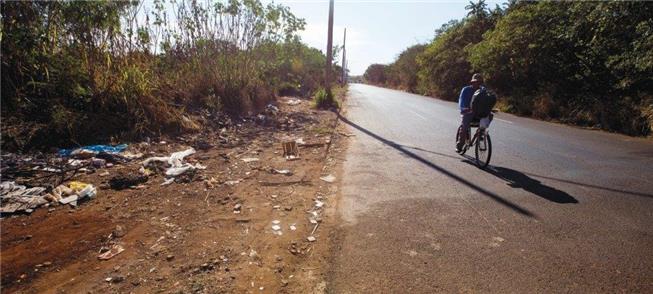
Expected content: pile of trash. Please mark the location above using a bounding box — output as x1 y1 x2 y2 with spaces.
142 148 206 185
1 180 96 214
0 144 141 215
58 144 144 168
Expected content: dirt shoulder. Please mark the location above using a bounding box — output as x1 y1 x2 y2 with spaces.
1 94 350 294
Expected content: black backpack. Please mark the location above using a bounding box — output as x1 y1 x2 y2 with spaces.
471 88 497 117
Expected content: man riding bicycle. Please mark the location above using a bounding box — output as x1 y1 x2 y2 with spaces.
456 73 493 153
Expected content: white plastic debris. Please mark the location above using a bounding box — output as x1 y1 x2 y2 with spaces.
320 174 336 183
307 236 316 242
272 169 292 175
242 158 260 163
142 148 200 180
272 225 281 231
286 99 301 106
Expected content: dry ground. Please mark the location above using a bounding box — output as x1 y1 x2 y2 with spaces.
1 96 349 294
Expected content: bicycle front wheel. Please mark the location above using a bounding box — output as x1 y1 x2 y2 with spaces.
475 131 492 168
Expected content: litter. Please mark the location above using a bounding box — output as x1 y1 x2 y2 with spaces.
285 99 301 106
282 141 299 159
272 225 281 231
307 236 316 242
161 178 174 186
142 148 202 180
50 182 96 206
59 195 79 205
225 180 240 186
166 165 194 177
320 174 336 183
271 169 293 176
98 244 125 260
315 200 324 208
59 144 128 157
121 152 144 160
272 220 281 225
91 158 106 168
0 181 48 213
266 104 280 115
241 158 259 163
290 225 297 231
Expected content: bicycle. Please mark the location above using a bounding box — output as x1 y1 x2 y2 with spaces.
456 114 493 168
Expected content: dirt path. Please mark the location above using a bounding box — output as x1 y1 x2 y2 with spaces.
1 96 349 294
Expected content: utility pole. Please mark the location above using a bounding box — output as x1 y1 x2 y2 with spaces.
325 0 334 88
341 28 347 84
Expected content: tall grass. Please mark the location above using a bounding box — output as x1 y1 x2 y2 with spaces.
1 0 329 151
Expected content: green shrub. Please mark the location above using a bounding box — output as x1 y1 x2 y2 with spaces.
313 88 339 109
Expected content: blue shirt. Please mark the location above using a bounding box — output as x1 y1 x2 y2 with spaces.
458 85 483 113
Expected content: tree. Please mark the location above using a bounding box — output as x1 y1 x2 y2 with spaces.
364 64 389 85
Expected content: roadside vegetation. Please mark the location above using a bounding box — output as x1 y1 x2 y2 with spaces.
1 0 337 151
364 0 653 136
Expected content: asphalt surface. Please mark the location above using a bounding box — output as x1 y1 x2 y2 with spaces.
328 84 653 293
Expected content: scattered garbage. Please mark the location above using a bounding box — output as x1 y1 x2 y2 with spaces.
161 178 174 186
1 180 97 213
307 236 316 242
91 158 106 168
0 181 47 214
285 98 301 106
266 104 280 115
98 244 125 260
241 157 260 163
233 203 242 214
225 180 240 186
56 182 96 206
271 169 293 176
142 148 204 183
282 141 299 160
319 174 336 183
59 144 128 157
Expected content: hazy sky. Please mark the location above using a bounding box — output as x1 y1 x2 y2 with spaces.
277 0 501 75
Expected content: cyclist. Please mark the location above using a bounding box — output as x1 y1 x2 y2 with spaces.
456 73 484 153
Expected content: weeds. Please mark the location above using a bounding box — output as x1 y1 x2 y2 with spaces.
1 0 333 151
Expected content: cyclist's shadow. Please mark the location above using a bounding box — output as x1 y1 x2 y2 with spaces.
463 160 578 204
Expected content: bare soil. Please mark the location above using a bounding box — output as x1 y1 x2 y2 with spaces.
1 96 348 294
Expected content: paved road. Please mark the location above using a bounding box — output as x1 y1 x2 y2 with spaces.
328 84 653 293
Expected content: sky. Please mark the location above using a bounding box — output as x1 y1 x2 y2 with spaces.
276 0 501 75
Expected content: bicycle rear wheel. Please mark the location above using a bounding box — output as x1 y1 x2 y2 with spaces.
474 130 492 168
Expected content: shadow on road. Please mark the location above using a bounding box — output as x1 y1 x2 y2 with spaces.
522 172 653 199
407 144 651 200
335 112 537 218
475 164 579 204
